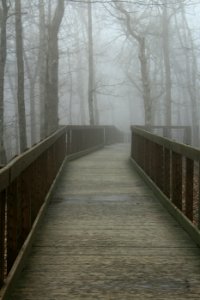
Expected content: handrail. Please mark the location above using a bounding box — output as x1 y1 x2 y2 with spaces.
134 125 192 145
131 125 200 231
0 124 123 289
66 125 123 156
0 127 67 288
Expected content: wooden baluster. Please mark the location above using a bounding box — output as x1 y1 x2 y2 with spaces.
144 139 150 175
185 158 194 222
7 180 19 273
164 148 171 198
0 191 6 287
198 161 200 229
172 152 182 211
155 144 164 191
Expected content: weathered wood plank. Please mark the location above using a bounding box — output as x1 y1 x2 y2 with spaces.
8 144 200 300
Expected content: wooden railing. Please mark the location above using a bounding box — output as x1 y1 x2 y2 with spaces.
66 125 123 157
0 127 67 288
136 125 192 145
131 126 200 232
0 125 122 289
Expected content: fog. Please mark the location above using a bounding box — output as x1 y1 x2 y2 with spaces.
1 0 200 163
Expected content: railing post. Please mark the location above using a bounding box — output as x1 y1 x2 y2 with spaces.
0 191 6 287
20 170 32 244
172 151 182 211
131 131 135 160
144 139 150 175
185 158 194 221
151 141 156 183
199 161 200 229
7 180 19 273
163 148 171 198
155 144 164 190
66 128 71 155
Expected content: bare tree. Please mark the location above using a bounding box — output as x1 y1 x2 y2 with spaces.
174 3 199 145
44 0 65 136
24 51 37 145
15 0 27 153
0 0 9 165
88 0 95 125
112 3 153 126
162 5 172 127
39 0 46 139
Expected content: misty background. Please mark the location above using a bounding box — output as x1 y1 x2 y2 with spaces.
0 0 200 164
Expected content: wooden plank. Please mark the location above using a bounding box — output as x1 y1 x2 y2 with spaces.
155 144 163 190
163 148 170 198
9 127 66 182
6 145 200 300
185 158 194 221
6 180 19 274
0 167 9 193
172 151 182 211
0 191 6 287
131 126 200 161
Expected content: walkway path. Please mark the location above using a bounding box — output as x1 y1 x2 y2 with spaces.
10 144 200 299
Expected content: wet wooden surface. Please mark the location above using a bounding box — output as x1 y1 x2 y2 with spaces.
9 144 200 299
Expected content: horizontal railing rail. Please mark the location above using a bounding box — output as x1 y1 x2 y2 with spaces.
135 125 192 145
0 127 67 289
0 124 123 290
66 125 123 156
131 125 200 232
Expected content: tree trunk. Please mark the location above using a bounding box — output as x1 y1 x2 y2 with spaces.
174 5 199 146
181 7 199 146
24 52 37 145
114 3 153 127
77 51 86 125
7 71 19 154
15 0 27 153
138 37 152 126
39 0 46 140
0 0 8 165
88 0 95 125
44 0 65 135
162 6 172 127
67 48 73 124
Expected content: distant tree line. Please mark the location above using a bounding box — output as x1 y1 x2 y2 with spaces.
0 0 200 165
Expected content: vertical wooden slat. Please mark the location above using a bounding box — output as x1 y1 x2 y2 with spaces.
0 191 6 287
7 180 19 273
133 133 138 163
155 144 164 190
136 134 139 164
185 158 194 222
21 169 31 243
164 148 171 198
138 135 142 168
151 142 156 183
198 161 200 229
172 151 182 211
148 140 153 180
144 139 150 175
0 129 67 283
140 136 145 170
66 128 71 155
131 132 134 159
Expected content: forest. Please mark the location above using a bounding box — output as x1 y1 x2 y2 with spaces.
0 0 200 165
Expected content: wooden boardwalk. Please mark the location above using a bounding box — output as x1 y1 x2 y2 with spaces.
9 144 200 299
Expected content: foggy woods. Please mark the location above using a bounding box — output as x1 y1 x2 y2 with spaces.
0 0 200 164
